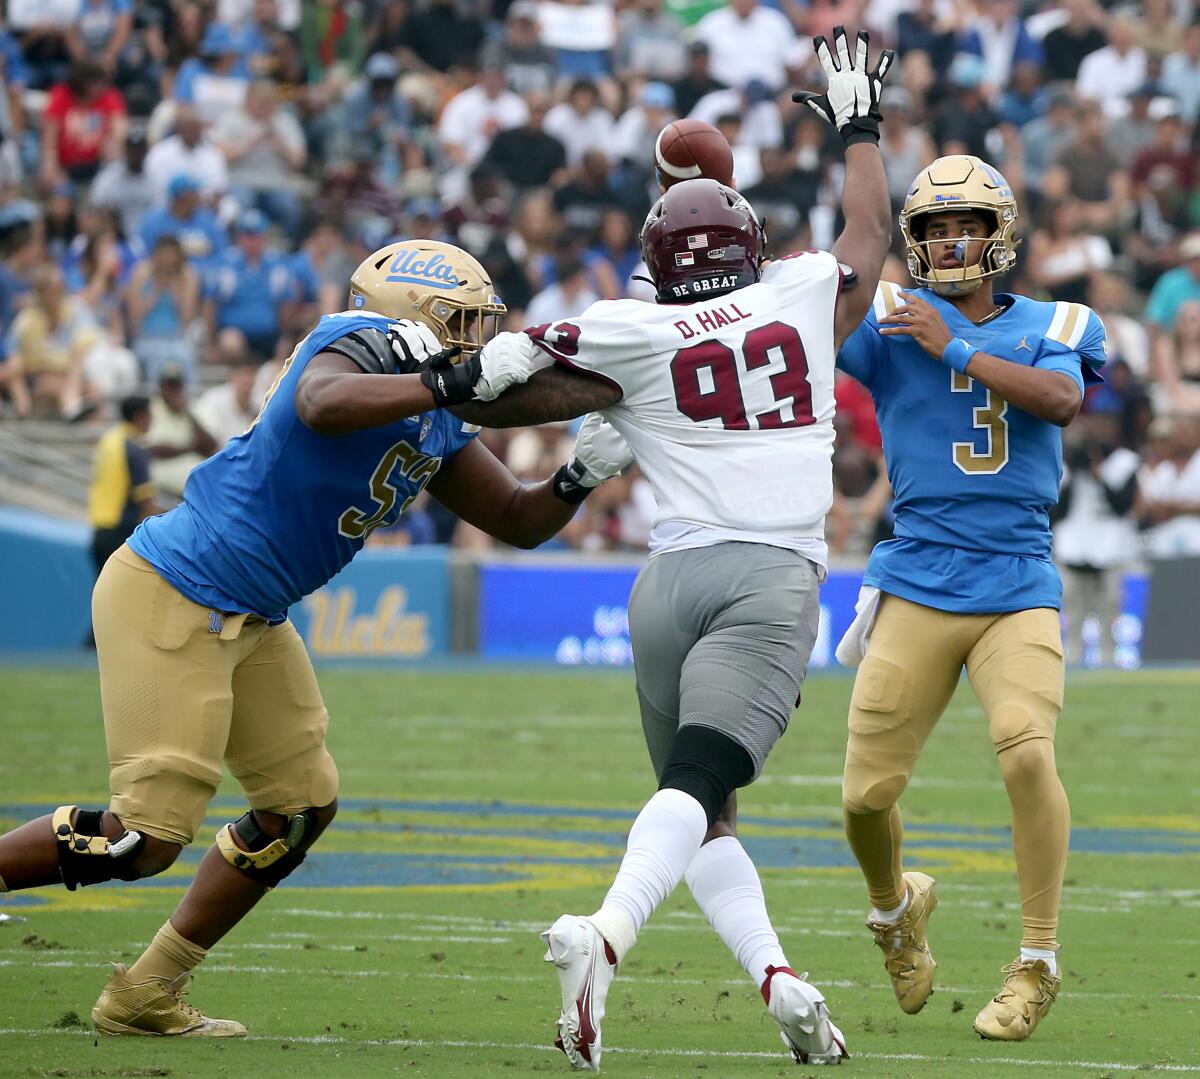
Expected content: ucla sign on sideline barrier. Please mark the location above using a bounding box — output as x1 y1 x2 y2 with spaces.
0 509 1151 667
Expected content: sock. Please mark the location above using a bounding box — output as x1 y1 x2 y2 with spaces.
844 803 906 914
869 887 910 926
126 920 208 985
998 739 1070 953
591 788 708 962
1020 946 1058 976
684 835 788 990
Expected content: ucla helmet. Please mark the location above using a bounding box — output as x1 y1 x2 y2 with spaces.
899 155 1019 297
348 240 506 354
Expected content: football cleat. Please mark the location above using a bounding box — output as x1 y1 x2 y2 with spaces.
541 914 618 1072
866 871 938 1014
763 966 849 1065
973 958 1060 1041
91 965 247 1037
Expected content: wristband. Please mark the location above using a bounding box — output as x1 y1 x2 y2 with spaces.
552 460 593 505
942 337 978 374
841 118 881 147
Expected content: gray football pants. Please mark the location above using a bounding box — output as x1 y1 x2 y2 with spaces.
629 542 822 782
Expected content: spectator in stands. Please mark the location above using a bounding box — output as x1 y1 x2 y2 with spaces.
691 78 782 152
125 234 200 384
193 354 259 447
1089 272 1150 380
90 128 156 237
1047 99 1132 236
1137 0 1183 63
894 0 959 83
743 144 821 240
671 41 724 119
231 0 287 77
173 22 249 125
203 209 294 361
403 0 484 75
958 0 1044 96
145 365 217 497
1022 85 1077 195
553 150 629 243
437 60 530 173
71 228 128 343
1028 197 1113 305
1145 231 1200 333
1 264 99 420
1162 22 1200 125
88 392 156 582
138 174 228 265
333 52 416 187
525 252 601 326
482 90 568 192
144 104 230 203
1138 415 1200 559
611 82 677 174
40 59 127 188
290 220 355 329
878 87 935 212
211 79 306 240
616 0 686 83
1053 416 1140 665
1075 11 1147 117
587 209 641 297
692 0 802 94
67 0 133 81
932 53 996 160
6 0 76 89
996 61 1049 130
300 0 364 82
543 78 613 169
536 0 617 82
1041 0 1106 84
481 1 557 96
1151 300 1200 414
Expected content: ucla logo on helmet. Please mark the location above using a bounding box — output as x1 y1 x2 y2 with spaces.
385 249 462 290
352 293 366 308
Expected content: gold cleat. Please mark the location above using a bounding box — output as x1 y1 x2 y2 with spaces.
92 964 247 1037
866 871 938 1015
973 958 1060 1041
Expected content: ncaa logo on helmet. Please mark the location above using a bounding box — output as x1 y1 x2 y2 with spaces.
385 249 462 290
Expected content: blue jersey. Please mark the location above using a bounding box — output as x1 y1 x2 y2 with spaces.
837 283 1108 613
203 248 295 345
130 313 478 619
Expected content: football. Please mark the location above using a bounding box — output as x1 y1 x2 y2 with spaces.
653 119 735 190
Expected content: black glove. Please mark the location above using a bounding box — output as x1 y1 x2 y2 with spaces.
792 27 894 148
420 346 481 407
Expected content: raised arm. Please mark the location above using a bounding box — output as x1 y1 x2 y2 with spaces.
792 27 895 348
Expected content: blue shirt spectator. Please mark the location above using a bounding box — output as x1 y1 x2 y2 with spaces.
203 210 294 357
138 176 227 266
1144 238 1200 331
174 23 250 123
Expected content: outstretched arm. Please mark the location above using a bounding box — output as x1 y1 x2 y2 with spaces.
793 28 895 348
452 365 622 429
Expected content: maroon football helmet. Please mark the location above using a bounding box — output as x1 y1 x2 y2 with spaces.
640 179 765 304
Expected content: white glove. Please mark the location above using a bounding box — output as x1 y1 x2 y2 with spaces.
568 413 634 487
792 27 893 147
388 319 445 372
474 331 541 402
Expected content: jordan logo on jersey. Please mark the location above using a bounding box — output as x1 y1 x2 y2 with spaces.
1015 336 1032 352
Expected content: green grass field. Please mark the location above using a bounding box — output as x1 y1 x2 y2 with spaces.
1 665 1198 1079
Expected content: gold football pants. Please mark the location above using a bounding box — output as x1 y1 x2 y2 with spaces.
93 545 339 846
842 595 1069 950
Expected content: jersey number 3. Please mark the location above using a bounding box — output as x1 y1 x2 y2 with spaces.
670 321 815 430
950 370 1009 474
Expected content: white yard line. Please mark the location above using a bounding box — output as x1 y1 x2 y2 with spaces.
0 1027 1196 1072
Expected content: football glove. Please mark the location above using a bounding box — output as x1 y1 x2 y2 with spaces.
553 413 634 504
388 319 445 374
792 27 894 148
473 331 542 402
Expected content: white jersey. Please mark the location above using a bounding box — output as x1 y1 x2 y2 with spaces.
528 251 842 562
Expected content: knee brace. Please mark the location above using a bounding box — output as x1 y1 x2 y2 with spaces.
658 725 754 827
53 806 145 891
215 809 321 889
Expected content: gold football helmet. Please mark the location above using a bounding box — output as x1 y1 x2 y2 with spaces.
348 240 506 354
899 155 1019 296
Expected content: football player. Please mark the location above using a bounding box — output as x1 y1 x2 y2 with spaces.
0 240 630 1037
833 155 1108 1041
453 29 895 1070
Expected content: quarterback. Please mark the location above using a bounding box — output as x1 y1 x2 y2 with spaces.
457 29 895 1069
834 155 1107 1041
0 240 629 1037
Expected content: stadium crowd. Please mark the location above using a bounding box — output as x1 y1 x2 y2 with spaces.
1 0 1199 571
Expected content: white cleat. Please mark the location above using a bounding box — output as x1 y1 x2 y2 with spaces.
764 966 849 1066
541 914 618 1072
